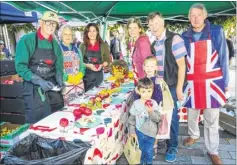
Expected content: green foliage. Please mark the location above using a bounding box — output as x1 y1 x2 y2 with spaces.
211 16 236 37
71 26 85 32
7 23 36 33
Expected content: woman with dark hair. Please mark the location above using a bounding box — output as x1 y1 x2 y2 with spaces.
80 23 110 91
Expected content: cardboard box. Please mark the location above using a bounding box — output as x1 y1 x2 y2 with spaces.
0 122 29 147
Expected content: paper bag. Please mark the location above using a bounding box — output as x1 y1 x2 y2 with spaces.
124 136 141 164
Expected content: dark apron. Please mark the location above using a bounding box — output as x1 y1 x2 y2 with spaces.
22 35 64 123
83 46 103 92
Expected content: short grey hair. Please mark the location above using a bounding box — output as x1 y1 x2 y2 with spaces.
58 24 74 40
188 3 208 18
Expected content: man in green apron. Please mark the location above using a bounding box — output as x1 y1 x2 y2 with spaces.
15 11 64 123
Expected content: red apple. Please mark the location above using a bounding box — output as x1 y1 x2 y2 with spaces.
83 107 92 116
145 100 153 107
95 64 100 69
73 109 82 118
79 106 86 112
103 103 110 109
104 93 110 98
59 118 69 127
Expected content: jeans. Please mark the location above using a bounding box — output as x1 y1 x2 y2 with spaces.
166 86 179 149
136 129 155 165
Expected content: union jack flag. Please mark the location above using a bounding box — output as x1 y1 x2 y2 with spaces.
184 40 226 109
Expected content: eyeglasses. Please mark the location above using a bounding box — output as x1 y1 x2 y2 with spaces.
44 21 57 27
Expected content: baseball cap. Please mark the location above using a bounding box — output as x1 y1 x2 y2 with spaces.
0 40 4 44
41 11 59 24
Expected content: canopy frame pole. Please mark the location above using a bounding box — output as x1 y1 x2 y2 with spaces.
208 8 236 16
105 2 118 21
230 1 236 8
34 1 58 13
100 17 108 41
59 2 90 21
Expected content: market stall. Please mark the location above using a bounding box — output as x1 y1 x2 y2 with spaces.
24 76 135 164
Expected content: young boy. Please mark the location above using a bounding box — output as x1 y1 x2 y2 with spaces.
133 56 163 158
128 77 161 164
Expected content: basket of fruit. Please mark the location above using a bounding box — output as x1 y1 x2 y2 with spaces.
0 122 30 147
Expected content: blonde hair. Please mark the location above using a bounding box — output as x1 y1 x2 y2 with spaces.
144 56 158 66
127 17 145 35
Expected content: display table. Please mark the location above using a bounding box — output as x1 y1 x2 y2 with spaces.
28 81 135 164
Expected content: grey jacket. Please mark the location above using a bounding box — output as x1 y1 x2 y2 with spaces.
128 99 161 138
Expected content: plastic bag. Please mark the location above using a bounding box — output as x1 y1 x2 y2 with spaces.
124 136 141 164
157 111 172 139
156 78 174 139
1 133 91 165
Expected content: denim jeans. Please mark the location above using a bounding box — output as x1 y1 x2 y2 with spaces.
136 129 155 165
166 86 179 149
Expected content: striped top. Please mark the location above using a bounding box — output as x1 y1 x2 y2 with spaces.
154 29 187 77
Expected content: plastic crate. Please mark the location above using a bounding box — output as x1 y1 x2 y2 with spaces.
0 122 29 147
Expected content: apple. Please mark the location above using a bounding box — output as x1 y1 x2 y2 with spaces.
96 101 102 108
145 100 153 107
59 118 69 127
103 103 110 109
83 107 92 116
79 106 86 112
95 64 100 69
88 100 95 106
8 80 14 84
95 97 102 102
80 103 87 107
104 93 110 98
73 109 82 118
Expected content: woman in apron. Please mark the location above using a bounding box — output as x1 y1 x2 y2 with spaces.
80 23 110 92
59 25 86 104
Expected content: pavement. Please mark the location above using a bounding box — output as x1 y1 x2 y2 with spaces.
116 122 236 165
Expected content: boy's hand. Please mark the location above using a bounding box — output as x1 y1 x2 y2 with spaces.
146 106 153 113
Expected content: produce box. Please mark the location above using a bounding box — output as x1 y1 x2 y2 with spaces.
0 146 10 160
0 122 30 147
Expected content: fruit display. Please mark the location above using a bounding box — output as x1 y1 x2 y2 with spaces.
0 127 19 137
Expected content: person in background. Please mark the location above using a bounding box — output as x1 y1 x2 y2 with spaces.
0 40 11 60
226 37 235 65
110 29 122 60
80 23 110 91
182 3 229 165
127 17 152 83
58 25 86 104
15 11 64 123
128 77 161 164
147 11 187 162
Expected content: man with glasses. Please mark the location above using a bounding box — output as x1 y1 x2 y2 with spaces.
15 11 64 123
147 11 187 162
